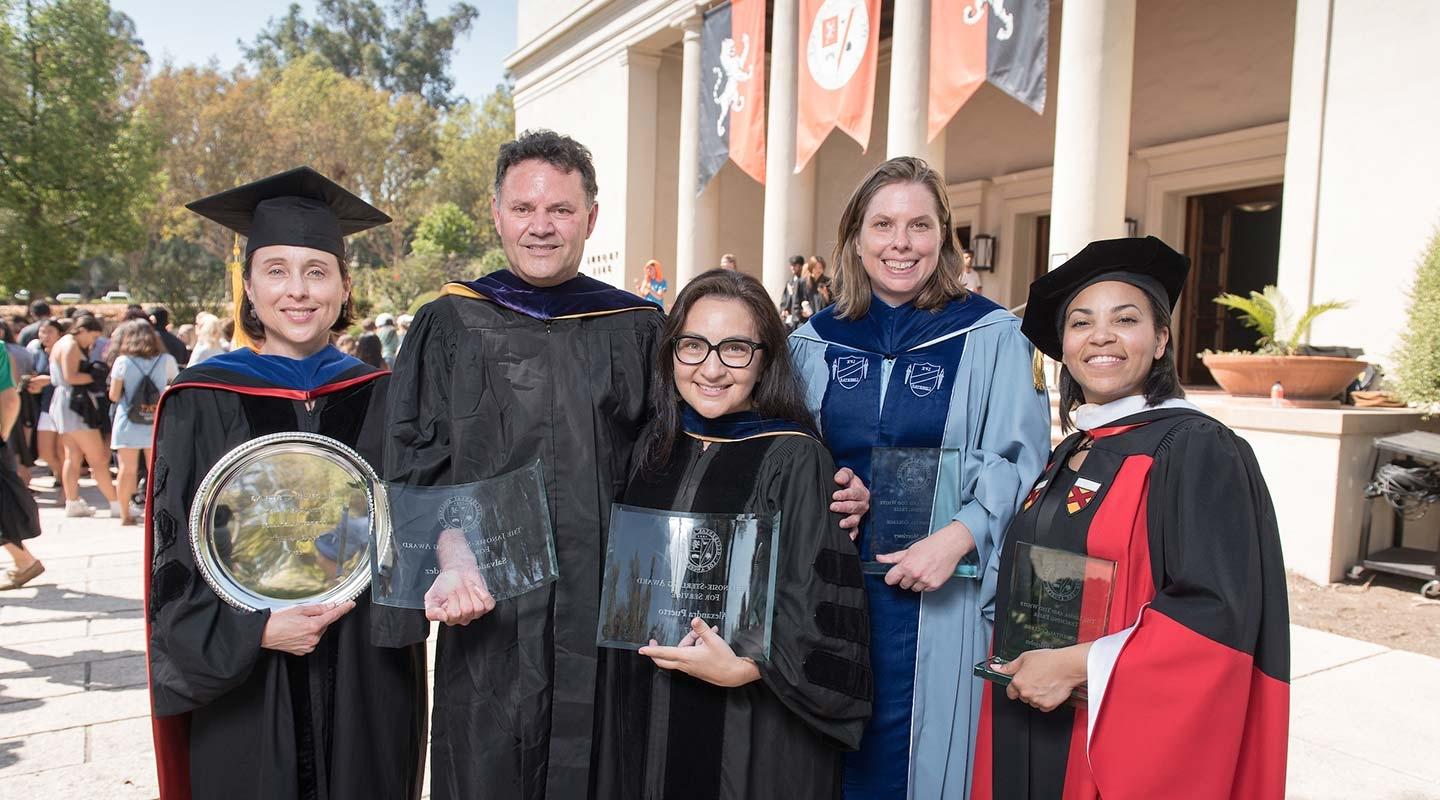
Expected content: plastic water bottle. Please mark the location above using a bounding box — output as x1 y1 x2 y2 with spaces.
1270 381 1285 407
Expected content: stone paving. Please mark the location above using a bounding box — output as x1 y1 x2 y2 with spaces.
1 480 1436 798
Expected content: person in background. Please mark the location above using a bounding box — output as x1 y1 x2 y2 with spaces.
788 156 1050 797
960 249 983 295
375 313 400 366
395 314 413 354
19 300 52 347
26 320 62 484
148 306 190 367
334 333 358 356
107 320 178 526
188 314 229 366
125 304 150 322
220 318 236 350
805 255 833 314
50 314 120 518
635 258 669 310
0 346 45 590
3 323 37 484
175 323 197 350
779 254 807 331
355 332 386 368
719 253 739 271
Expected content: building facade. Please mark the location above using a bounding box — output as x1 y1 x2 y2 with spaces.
506 0 1440 582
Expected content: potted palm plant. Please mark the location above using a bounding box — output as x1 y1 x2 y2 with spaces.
1201 286 1366 400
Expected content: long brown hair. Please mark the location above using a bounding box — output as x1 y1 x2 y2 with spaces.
113 319 164 359
830 156 967 319
641 269 817 473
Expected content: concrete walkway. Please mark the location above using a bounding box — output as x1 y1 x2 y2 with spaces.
1 483 1436 798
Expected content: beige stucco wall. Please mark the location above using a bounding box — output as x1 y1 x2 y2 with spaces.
516 0 593 48
1279 0 1440 370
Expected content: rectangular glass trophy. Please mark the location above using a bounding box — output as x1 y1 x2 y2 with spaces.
596 504 779 661
866 447 979 578
371 459 559 608
973 542 1117 704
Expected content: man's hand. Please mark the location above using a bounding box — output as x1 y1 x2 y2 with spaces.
424 569 495 626
992 644 1091 712
639 617 761 688
260 602 354 655
874 520 975 591
830 467 870 538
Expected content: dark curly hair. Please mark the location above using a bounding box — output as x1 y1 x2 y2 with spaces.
494 129 599 207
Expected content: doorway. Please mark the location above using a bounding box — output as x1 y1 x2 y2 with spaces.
1177 183 1283 385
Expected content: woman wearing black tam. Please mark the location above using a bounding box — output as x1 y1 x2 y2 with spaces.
144 168 426 800
971 236 1290 799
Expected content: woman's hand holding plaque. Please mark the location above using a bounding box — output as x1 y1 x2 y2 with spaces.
261 601 356 655
874 520 976 592
640 617 762 688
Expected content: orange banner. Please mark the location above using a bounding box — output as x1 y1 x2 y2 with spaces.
928 0 989 142
729 0 767 183
795 0 881 173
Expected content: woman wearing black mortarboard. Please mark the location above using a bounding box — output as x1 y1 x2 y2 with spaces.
144 168 427 800
971 237 1290 799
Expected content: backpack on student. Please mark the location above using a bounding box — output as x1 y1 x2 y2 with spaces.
126 358 162 425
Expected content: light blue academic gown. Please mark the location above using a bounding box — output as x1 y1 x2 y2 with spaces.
789 294 1050 799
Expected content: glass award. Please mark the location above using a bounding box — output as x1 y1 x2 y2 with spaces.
865 447 979 578
188 432 381 612
597 504 779 661
372 459 559 608
973 541 1118 704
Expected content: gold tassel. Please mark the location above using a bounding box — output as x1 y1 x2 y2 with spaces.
229 234 256 351
1032 348 1046 391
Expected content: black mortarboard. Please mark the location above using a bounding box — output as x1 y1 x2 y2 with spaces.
1021 236 1189 360
185 166 390 260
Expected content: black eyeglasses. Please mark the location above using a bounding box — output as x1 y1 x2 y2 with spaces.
671 335 766 368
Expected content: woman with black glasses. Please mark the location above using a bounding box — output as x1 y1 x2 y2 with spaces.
591 269 872 800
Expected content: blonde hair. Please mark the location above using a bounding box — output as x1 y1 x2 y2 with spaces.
196 315 225 349
830 156 967 319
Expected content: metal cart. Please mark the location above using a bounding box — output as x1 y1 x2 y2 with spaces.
1349 431 1440 598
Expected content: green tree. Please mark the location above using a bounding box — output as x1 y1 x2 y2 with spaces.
411 201 478 258
1394 225 1440 410
0 0 157 294
126 237 230 323
243 0 478 108
432 82 514 252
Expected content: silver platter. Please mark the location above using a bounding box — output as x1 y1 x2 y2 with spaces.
188 432 388 612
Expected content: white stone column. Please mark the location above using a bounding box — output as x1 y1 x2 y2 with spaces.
761 0 816 301
1047 0 1136 265
886 0 945 168
674 16 705 289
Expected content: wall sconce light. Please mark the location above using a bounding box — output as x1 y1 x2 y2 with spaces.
1124 218 1139 238
972 234 996 271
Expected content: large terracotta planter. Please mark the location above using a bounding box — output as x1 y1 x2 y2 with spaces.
1200 353 1368 399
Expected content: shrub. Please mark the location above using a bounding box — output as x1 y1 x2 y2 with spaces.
1393 224 1440 410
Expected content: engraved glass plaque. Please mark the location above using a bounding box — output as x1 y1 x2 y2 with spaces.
372 459 558 608
188 432 381 612
865 447 978 578
597 504 779 661
973 541 1117 704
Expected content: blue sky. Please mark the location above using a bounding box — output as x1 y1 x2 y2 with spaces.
114 0 517 103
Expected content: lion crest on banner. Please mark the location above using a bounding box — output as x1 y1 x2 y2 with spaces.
711 34 753 137
963 0 1015 41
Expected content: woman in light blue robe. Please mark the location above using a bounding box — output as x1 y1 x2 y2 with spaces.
788 157 1051 799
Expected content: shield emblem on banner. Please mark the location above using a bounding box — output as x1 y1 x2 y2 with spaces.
1066 477 1101 515
832 355 869 389
905 362 944 397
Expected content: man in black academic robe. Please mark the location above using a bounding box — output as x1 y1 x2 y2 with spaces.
384 131 665 800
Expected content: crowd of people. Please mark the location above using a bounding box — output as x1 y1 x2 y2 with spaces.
0 130 1291 799
0 297 417 591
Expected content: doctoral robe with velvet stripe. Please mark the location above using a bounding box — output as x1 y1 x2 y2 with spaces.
973 407 1290 799
592 423 871 799
789 296 1051 799
144 353 427 800
383 277 664 800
